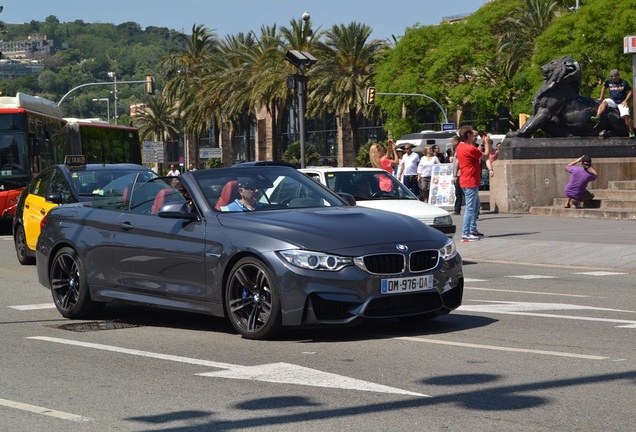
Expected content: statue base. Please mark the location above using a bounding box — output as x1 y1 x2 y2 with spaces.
491 137 636 213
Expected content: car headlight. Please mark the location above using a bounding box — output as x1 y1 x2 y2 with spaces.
439 238 457 261
433 215 452 225
279 250 352 271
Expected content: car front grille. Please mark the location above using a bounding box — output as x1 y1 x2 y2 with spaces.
357 250 439 275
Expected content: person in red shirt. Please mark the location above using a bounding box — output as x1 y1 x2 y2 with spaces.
455 125 491 241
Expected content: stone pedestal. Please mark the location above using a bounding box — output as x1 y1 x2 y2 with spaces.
490 137 636 213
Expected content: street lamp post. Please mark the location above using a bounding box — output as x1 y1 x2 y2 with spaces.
285 12 317 168
92 98 110 123
107 72 118 125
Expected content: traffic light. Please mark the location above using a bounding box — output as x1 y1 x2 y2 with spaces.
365 87 376 105
145 75 155 95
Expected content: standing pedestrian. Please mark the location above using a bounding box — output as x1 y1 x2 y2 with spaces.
398 143 421 197
450 135 463 215
417 145 439 202
167 164 180 177
456 126 491 241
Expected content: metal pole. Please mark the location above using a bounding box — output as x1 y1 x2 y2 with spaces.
376 92 449 125
298 74 306 168
113 75 118 125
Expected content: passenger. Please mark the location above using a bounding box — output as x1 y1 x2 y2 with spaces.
223 180 263 212
564 156 597 208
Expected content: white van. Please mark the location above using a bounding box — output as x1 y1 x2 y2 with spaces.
395 130 458 154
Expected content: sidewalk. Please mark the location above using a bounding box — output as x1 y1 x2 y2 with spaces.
454 212 636 271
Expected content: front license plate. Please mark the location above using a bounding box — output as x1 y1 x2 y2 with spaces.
380 275 433 295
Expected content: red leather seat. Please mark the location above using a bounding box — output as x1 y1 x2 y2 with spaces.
215 180 238 211
151 188 173 214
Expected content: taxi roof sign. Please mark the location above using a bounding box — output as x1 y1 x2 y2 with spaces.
64 155 86 166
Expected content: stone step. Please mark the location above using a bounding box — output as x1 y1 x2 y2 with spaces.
529 205 636 220
590 189 636 199
552 197 636 209
608 180 636 190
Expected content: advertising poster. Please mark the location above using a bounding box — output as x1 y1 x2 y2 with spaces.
428 163 455 208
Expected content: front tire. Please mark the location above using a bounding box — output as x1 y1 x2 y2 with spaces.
225 257 281 339
14 224 35 265
50 247 103 319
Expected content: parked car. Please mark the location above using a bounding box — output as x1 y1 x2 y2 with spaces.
299 167 456 237
13 158 156 265
36 165 463 340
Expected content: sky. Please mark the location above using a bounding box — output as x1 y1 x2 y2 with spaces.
3 0 492 41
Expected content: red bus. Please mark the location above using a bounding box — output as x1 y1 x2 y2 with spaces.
0 92 142 219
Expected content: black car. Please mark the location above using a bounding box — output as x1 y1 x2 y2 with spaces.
13 160 156 265
36 166 463 339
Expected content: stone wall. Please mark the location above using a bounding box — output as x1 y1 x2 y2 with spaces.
490 157 636 213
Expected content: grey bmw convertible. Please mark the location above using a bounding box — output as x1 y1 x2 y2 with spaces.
36 165 463 339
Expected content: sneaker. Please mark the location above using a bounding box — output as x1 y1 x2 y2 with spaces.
630 131 635 139
461 234 481 242
590 115 601 123
471 230 485 237
453 211 461 215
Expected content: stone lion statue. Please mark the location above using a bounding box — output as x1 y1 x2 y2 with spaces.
508 56 628 138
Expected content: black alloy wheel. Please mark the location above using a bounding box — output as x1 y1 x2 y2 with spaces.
14 224 35 265
50 247 103 319
225 257 281 339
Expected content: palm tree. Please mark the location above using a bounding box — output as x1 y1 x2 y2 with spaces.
309 22 387 165
497 0 561 78
133 95 179 174
160 24 219 168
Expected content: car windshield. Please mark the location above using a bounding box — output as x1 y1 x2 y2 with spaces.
71 168 157 197
194 166 347 212
324 170 417 201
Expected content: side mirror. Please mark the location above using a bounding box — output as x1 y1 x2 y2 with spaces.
157 202 198 221
337 192 356 206
46 192 63 204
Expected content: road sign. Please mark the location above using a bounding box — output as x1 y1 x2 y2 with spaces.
142 141 164 164
442 123 456 131
200 147 222 159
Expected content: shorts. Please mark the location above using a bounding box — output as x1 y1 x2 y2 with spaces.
604 98 630 118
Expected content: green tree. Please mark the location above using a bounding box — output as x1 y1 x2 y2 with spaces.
133 95 179 174
309 22 387 162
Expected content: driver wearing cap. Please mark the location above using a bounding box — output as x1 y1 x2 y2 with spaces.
222 180 263 212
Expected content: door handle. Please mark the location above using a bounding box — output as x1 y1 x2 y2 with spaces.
119 221 134 231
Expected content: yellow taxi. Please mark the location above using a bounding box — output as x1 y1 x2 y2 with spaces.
13 156 156 264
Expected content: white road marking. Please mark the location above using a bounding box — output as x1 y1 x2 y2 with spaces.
9 303 56 310
397 337 609 360
505 275 558 279
460 301 636 328
0 398 93 423
464 278 488 282
574 271 627 276
27 336 427 397
466 287 590 297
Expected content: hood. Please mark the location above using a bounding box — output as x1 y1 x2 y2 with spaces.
217 206 446 253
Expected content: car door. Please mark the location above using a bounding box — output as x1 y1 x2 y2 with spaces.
110 180 208 302
23 168 54 250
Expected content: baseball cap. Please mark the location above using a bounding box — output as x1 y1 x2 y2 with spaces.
582 156 592 166
610 69 619 77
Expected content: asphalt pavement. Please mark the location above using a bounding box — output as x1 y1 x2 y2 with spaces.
455 211 636 271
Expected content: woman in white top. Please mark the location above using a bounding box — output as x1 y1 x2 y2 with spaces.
417 145 439 202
